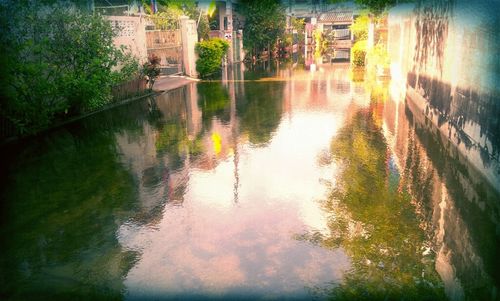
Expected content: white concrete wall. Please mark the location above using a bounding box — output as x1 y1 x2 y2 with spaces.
387 1 500 190
108 15 148 64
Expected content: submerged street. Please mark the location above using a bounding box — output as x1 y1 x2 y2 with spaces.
1 63 499 300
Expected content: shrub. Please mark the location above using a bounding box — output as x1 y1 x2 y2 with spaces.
313 29 327 59
142 55 161 90
284 33 293 47
368 43 390 68
291 17 305 44
351 14 370 41
0 2 139 135
195 38 229 79
351 40 368 67
145 6 182 30
237 0 286 55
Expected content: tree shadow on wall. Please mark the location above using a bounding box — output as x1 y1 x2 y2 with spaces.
412 0 455 75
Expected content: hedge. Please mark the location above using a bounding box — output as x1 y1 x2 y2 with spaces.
195 38 230 79
351 40 368 67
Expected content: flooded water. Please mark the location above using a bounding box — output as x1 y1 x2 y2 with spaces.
1 63 499 300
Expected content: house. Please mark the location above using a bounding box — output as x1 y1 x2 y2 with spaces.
318 10 354 62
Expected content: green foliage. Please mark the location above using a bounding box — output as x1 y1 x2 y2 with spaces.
179 2 211 40
142 0 208 39
368 42 391 68
0 1 139 135
142 0 210 41
207 0 217 18
197 13 210 41
157 0 196 8
313 29 328 58
154 92 205 169
283 33 294 47
141 0 191 30
351 40 368 67
146 7 183 30
350 14 370 68
290 17 305 44
327 0 408 15
155 122 188 156
113 52 141 83
354 0 398 15
237 82 284 146
195 38 229 79
351 14 370 41
197 82 230 128
237 0 286 54
291 17 305 32
0 96 166 298
300 104 446 300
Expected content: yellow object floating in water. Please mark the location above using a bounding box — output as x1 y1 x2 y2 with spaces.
212 133 222 155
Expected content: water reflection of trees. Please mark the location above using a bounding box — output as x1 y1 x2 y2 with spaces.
0 105 149 299
1 77 286 299
237 82 285 146
197 82 231 128
301 106 446 300
154 115 202 171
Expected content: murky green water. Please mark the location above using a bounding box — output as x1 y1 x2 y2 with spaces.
1 63 499 300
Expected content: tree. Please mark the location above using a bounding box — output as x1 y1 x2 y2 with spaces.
351 13 370 41
351 40 368 67
195 38 229 78
0 1 138 135
141 0 208 39
237 0 286 56
237 82 285 146
291 16 305 44
141 0 185 30
197 82 230 129
327 0 406 15
298 105 446 300
354 0 398 14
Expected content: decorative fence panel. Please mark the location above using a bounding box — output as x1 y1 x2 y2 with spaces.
146 30 183 75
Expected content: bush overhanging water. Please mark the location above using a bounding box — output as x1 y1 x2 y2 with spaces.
0 2 139 136
195 38 229 79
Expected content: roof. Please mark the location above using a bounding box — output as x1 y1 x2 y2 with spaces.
319 11 353 23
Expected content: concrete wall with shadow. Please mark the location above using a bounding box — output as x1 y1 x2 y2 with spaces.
388 0 500 190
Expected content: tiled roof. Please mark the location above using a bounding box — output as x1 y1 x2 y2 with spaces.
319 11 353 23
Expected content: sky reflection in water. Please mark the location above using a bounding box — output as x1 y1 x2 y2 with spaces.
118 65 358 300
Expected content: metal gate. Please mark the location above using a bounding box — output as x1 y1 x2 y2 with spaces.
146 30 183 75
